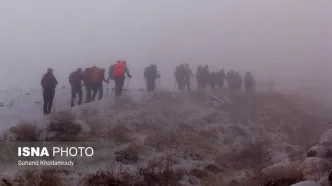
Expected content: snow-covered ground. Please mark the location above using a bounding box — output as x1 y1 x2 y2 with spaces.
1 86 332 185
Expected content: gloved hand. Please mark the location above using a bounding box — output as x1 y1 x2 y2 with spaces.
128 74 132 79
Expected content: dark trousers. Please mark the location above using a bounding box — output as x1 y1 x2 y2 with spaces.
177 80 184 90
43 88 55 115
114 77 125 96
197 79 206 91
85 85 92 103
209 83 215 90
185 78 191 91
91 83 103 101
147 78 156 92
71 85 82 107
217 81 224 89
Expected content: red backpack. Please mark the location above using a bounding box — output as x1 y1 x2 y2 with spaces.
113 62 126 77
91 67 101 82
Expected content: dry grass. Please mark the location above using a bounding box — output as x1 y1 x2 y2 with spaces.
106 125 134 144
138 154 184 186
82 170 135 186
115 142 148 165
83 152 184 186
228 161 304 186
144 131 180 151
9 122 42 142
46 119 83 142
216 138 271 171
14 170 63 186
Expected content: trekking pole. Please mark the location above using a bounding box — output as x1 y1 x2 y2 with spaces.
158 73 161 90
124 78 131 95
106 79 109 97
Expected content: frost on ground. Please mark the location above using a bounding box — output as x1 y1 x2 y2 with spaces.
1 89 332 186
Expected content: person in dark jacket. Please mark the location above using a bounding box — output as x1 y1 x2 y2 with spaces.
109 61 132 96
196 65 209 91
69 68 83 107
226 70 236 91
208 72 218 90
41 68 58 115
144 64 160 92
216 69 226 89
244 72 256 94
175 64 185 91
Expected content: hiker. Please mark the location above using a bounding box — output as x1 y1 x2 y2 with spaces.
226 70 236 91
69 68 83 107
144 64 160 92
109 61 132 96
196 65 204 90
174 64 185 91
41 68 58 115
90 66 104 101
244 72 256 94
82 67 93 103
235 72 243 92
184 63 193 91
94 68 108 100
196 65 209 91
216 69 226 89
208 72 218 90
174 64 193 91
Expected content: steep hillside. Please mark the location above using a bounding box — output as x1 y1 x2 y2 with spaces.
0 89 331 186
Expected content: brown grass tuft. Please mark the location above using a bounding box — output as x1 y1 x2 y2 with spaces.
14 170 62 186
82 170 134 186
46 111 83 142
115 143 146 165
10 122 41 142
106 125 133 144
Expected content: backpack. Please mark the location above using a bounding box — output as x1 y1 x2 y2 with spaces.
113 62 126 77
91 67 101 82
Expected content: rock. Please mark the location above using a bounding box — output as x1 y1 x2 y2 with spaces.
307 150 317 157
307 145 329 158
290 181 320 186
320 128 332 142
319 175 330 186
188 175 200 185
301 157 331 180
262 161 300 177
270 151 291 164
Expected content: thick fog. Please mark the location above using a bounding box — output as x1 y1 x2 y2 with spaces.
0 0 331 92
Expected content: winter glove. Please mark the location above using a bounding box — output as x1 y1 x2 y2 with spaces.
128 74 132 79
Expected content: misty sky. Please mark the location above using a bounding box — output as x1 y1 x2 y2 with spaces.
0 0 331 90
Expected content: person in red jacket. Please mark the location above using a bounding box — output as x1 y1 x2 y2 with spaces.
109 61 132 96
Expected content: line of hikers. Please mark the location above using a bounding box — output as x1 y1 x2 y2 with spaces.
41 61 132 115
174 64 256 93
40 62 255 115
